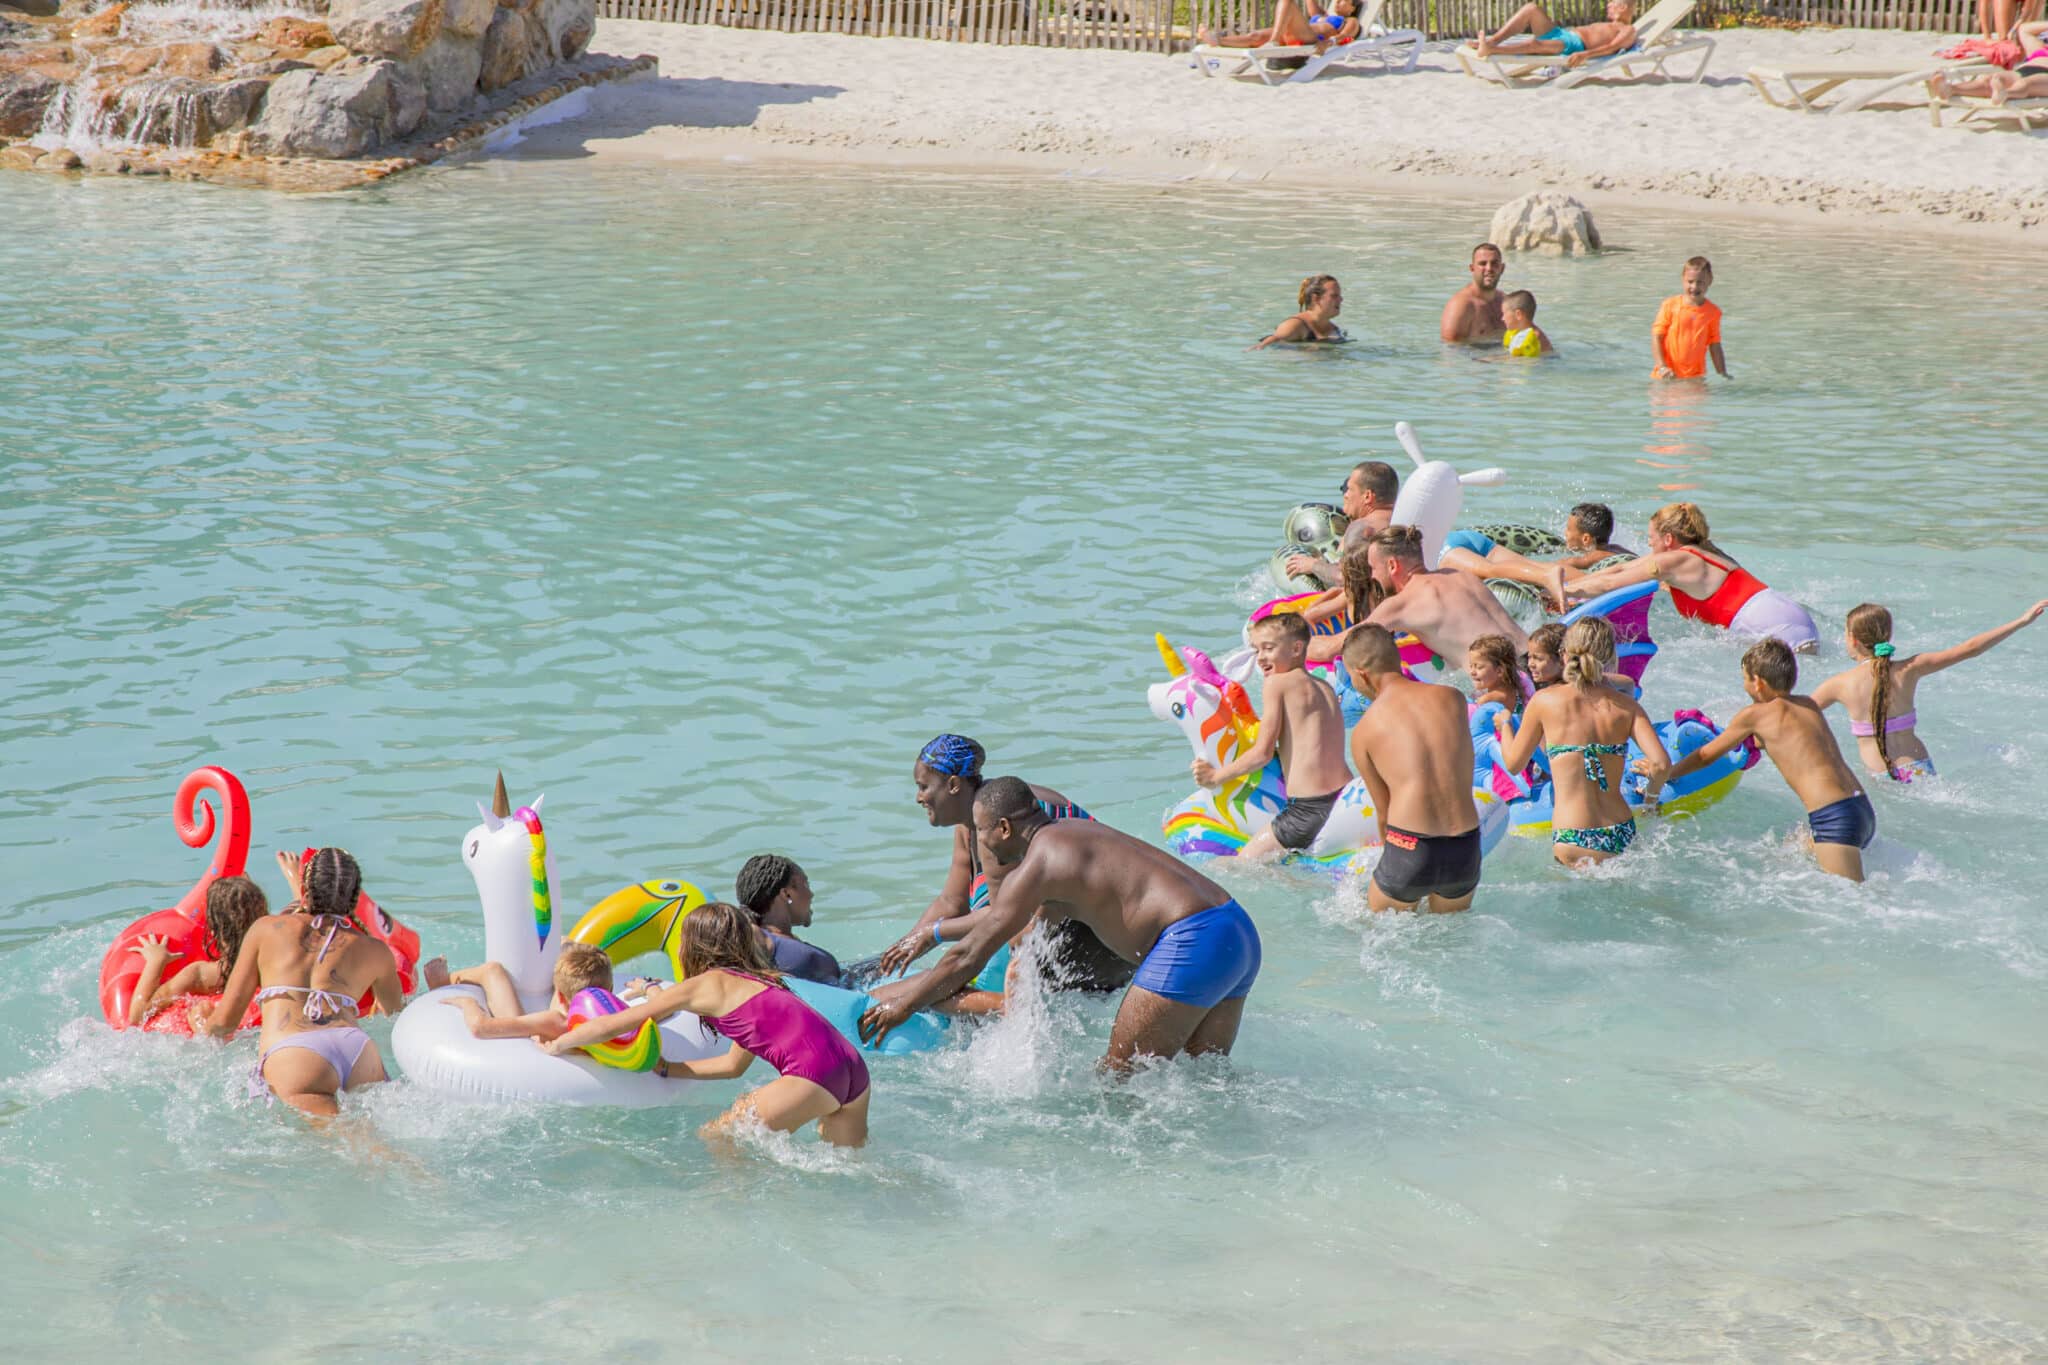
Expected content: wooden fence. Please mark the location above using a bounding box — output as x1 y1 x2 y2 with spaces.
594 0 1980 50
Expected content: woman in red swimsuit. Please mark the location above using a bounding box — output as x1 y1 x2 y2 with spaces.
1552 502 1818 651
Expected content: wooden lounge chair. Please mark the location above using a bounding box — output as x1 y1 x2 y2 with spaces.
1745 58 1990 114
1189 0 1423 86
1925 70 2048 129
1453 0 1714 89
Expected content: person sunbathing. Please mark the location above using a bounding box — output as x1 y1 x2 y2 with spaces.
1934 22 2048 102
1201 0 1362 51
1476 0 1637 66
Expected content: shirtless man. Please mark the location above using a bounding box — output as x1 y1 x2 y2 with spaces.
1312 524 1527 666
1192 613 1352 862
859 778 1261 1072
1342 626 1484 912
1283 459 1400 584
1475 0 1638 66
1439 242 1507 346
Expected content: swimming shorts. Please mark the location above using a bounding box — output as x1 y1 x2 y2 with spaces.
1888 757 1936 784
1807 792 1876 848
1271 790 1340 851
1538 24 1586 55
1443 528 1498 558
1554 818 1637 855
1372 826 1482 904
1130 901 1262 1008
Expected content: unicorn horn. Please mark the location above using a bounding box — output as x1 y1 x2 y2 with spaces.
491 771 511 819
1155 633 1187 679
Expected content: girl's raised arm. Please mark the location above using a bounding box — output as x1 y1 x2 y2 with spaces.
1906 600 2048 680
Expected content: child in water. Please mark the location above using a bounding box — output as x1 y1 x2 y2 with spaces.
1652 257 1727 379
127 875 271 1028
1500 291 1553 356
1525 623 1567 689
1466 634 1529 713
1809 599 2047 783
545 902 871 1148
430 941 616 1043
1649 639 1874 881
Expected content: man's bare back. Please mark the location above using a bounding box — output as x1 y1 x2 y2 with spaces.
1369 566 1529 665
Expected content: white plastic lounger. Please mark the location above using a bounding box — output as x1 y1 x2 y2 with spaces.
1745 59 1989 114
1925 72 2048 129
1453 0 1713 89
1189 0 1423 85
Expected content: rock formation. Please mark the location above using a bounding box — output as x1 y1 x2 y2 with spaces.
1489 192 1603 256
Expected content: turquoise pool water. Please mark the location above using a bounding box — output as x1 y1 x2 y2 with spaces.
2 160 2044 1360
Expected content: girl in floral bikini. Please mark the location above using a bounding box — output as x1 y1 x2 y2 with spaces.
1809 599 2048 783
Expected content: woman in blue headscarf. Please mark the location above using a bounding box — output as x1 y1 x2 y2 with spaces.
870 735 1132 998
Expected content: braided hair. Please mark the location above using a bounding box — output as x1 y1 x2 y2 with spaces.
296 847 363 945
1846 603 1897 772
917 734 986 781
734 854 801 919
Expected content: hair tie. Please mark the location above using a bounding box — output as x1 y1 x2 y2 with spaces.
1872 643 1894 658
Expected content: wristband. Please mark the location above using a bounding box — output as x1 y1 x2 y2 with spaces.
932 921 945 947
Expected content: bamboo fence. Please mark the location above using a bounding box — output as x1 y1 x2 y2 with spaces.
594 0 1982 50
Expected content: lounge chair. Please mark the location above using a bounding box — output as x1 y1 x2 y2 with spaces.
1745 58 1990 114
1189 0 1424 86
1925 71 2048 129
1453 0 1714 90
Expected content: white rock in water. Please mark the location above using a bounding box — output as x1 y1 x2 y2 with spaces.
1490 192 1602 255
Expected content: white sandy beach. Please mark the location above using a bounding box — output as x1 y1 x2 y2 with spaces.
521 20 2048 234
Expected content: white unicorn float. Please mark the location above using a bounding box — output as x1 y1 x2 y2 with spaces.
1147 635 1510 872
392 776 950 1107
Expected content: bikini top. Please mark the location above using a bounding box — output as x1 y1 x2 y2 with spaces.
1849 708 1917 738
252 915 360 1022
1269 316 1347 344
1545 741 1627 790
1665 546 1768 628
1309 12 1345 36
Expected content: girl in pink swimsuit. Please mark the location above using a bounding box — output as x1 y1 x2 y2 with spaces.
546 902 871 1148
1809 598 2048 783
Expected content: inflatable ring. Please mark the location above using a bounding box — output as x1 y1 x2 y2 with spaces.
1472 700 1752 838
563 986 662 1071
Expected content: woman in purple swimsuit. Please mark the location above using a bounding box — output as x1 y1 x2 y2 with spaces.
203 848 404 1117
546 902 872 1148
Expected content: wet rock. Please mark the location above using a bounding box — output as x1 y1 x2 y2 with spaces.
111 41 228 79
328 0 445 61
475 6 525 90
70 2 125 38
0 41 79 80
245 57 424 157
404 30 480 110
442 0 495 38
35 144 81 169
239 56 311 77
1490 191 1602 256
0 67 59 135
304 44 351 70
256 16 334 51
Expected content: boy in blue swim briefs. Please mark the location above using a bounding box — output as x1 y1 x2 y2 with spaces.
859 778 1260 1074
1645 639 1876 883
1475 0 1637 66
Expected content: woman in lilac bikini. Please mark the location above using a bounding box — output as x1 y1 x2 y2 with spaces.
546 901 871 1148
203 847 404 1116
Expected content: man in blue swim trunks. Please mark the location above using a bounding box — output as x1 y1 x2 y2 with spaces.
860 777 1260 1073
1475 0 1637 66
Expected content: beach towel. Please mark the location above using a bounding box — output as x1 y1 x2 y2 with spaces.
1934 37 2023 69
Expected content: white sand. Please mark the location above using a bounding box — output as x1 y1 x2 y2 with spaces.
532 20 2048 234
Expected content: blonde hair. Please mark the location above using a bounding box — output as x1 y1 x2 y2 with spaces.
1560 618 1616 688
1649 502 1711 546
552 942 614 999
1298 274 1339 310
1846 602 1897 770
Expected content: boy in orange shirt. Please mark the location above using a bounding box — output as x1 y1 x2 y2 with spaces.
1652 256 1727 380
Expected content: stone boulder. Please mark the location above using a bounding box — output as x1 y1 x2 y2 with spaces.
403 29 480 110
111 41 228 78
245 56 425 157
1489 192 1602 256
528 0 590 62
475 6 526 91
327 0 444 61
0 67 59 136
256 17 336 52
441 0 496 39
110 73 267 145
71 3 127 38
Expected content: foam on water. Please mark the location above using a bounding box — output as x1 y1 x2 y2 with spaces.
1 161 2045 1357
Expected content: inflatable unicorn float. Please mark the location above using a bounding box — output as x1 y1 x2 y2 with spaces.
392 776 947 1107
98 765 419 1034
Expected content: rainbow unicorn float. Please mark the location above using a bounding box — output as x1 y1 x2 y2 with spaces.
1148 634 1509 874
393 776 948 1107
